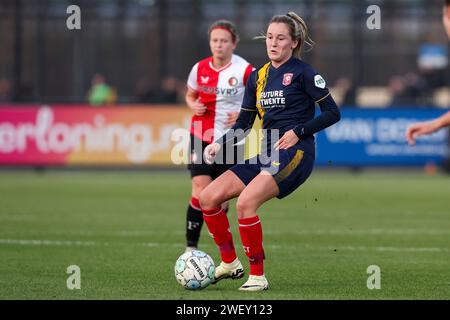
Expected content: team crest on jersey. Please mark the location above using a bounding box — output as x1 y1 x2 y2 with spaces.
228 76 238 87
200 76 209 84
282 73 293 86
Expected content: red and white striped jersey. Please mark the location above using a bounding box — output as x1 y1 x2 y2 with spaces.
187 54 253 143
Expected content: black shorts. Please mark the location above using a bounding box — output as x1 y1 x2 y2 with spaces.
188 134 245 179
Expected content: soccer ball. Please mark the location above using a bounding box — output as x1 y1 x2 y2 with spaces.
174 250 215 290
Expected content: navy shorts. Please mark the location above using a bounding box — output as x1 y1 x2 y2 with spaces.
229 146 314 199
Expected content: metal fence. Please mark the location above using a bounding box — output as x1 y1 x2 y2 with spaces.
0 0 448 104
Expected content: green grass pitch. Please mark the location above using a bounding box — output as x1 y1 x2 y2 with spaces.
0 170 449 299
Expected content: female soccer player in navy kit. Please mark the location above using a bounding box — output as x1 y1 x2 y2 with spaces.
184 20 253 252
199 12 341 291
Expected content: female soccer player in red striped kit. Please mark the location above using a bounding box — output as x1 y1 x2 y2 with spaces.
199 12 341 291
184 20 253 252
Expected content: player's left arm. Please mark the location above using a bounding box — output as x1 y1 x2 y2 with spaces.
275 68 340 150
435 110 450 128
443 2 450 39
406 111 450 145
293 94 341 138
275 94 340 150
293 69 341 139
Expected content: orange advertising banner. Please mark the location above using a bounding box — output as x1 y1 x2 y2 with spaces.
0 105 193 166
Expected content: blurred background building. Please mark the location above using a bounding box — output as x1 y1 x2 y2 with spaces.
0 0 448 107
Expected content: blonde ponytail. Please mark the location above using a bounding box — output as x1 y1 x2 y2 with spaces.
285 12 314 58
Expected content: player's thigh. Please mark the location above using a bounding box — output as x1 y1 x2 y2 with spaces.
200 170 246 209
191 175 213 198
236 171 280 217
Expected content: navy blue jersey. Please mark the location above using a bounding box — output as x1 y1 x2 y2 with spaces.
242 57 331 154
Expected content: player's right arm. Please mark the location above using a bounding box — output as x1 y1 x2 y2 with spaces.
185 87 206 116
186 62 207 116
204 71 258 163
204 108 257 164
406 111 450 145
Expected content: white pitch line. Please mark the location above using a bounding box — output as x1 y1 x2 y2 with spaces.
0 239 104 246
0 238 448 253
161 229 450 236
266 229 450 236
2 228 450 237
321 245 449 253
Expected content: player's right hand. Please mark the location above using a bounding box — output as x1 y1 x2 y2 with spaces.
225 111 239 128
204 142 221 164
189 98 207 116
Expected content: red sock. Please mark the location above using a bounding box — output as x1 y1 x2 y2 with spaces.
190 197 201 211
238 215 264 276
202 207 237 263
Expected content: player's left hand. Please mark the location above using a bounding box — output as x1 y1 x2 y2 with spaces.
443 4 450 39
406 121 439 145
274 130 300 150
225 112 239 128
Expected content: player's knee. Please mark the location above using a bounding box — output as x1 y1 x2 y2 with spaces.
192 185 205 199
199 188 220 210
236 196 256 219
192 178 209 197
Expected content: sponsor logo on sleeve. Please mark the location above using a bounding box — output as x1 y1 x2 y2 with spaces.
314 75 326 89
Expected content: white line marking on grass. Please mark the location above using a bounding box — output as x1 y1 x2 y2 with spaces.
331 245 449 253
0 215 36 221
3 228 449 238
264 244 449 253
266 229 450 236
138 242 191 248
0 239 196 249
0 238 448 253
0 230 173 237
0 239 105 246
